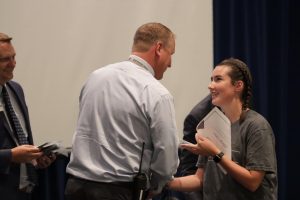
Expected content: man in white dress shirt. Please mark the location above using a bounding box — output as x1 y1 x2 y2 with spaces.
65 22 179 200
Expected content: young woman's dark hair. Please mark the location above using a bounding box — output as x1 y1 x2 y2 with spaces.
217 58 253 122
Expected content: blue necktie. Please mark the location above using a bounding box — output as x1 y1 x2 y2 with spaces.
2 86 38 185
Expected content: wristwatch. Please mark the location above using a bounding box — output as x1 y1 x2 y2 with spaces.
213 151 224 163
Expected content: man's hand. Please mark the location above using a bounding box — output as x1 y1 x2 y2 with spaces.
11 145 42 163
35 153 56 168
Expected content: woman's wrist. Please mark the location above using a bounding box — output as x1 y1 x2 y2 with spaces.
166 178 182 191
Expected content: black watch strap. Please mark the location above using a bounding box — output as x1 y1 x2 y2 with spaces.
213 151 224 163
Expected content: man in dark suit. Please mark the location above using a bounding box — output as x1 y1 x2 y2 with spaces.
176 94 213 200
0 32 56 200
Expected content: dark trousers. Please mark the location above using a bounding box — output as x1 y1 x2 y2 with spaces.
0 185 31 200
183 190 203 200
65 176 134 200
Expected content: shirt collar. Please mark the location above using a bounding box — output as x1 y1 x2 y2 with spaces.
128 55 155 77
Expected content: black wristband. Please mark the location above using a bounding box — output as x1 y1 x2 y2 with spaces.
213 151 224 163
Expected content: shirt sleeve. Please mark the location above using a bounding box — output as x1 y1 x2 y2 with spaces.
147 92 179 193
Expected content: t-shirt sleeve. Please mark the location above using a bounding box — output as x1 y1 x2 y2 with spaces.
245 118 277 173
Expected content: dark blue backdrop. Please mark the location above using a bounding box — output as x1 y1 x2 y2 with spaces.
213 0 300 199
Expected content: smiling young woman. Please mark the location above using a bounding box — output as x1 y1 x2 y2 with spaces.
168 58 278 200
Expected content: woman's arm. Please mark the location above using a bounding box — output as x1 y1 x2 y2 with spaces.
167 168 204 192
218 154 265 192
181 134 265 192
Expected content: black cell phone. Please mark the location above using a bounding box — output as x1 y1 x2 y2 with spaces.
38 142 60 155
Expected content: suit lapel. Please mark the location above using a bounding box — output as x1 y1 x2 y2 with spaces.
0 111 19 145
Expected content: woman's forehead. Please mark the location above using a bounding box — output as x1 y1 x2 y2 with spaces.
212 65 231 75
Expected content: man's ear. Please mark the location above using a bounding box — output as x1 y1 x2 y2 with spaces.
155 42 163 56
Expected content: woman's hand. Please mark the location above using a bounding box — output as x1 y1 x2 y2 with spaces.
180 132 220 156
195 133 220 156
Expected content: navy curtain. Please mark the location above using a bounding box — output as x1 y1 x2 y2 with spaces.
33 155 70 200
213 0 300 199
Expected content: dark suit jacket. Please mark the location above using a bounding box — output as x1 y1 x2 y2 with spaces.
177 94 213 176
0 80 34 199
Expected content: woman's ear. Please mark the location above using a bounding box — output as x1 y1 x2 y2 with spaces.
235 80 244 92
